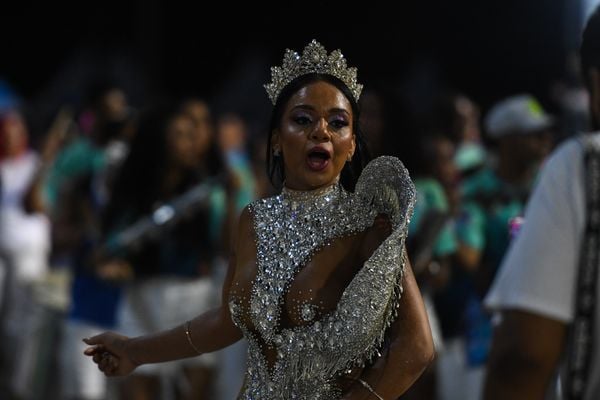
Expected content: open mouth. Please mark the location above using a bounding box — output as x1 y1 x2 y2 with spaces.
306 147 331 171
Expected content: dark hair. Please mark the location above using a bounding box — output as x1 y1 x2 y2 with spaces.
265 73 370 191
104 102 223 228
581 7 600 83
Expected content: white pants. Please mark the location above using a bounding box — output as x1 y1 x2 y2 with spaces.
61 320 113 400
117 276 218 376
436 337 485 400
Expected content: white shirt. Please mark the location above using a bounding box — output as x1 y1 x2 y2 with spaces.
0 151 50 282
485 133 600 400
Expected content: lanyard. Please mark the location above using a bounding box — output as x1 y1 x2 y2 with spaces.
565 137 600 399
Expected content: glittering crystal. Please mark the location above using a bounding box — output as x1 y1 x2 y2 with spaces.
333 321 342 333
231 156 416 399
314 321 321 332
301 304 316 322
264 40 363 105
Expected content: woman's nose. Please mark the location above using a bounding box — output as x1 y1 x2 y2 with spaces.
310 118 330 141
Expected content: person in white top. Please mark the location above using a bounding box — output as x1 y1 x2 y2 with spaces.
483 6 600 400
0 109 52 398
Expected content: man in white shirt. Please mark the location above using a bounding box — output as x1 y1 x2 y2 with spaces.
483 6 600 400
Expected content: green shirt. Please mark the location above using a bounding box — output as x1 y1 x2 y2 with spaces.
43 137 105 211
409 178 457 257
460 167 536 272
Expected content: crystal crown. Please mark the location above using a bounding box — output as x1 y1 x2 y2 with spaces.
264 39 363 105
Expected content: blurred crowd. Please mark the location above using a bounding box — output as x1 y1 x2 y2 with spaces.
0 44 591 400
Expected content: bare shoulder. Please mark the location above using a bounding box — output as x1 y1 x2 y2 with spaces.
233 204 258 263
237 204 256 240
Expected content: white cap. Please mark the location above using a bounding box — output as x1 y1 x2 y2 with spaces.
484 94 554 138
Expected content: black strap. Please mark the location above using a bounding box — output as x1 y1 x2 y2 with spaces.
565 137 600 399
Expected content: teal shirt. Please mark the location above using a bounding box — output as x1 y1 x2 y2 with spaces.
460 167 536 273
409 178 457 257
456 201 486 251
43 137 105 211
42 136 120 327
225 149 257 212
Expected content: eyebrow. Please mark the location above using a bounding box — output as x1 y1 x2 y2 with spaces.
292 104 350 116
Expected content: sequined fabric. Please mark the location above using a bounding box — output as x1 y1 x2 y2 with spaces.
229 156 416 399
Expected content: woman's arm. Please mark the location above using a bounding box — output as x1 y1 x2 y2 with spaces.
341 256 435 400
84 206 253 376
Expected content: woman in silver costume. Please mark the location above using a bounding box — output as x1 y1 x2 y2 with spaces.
84 40 434 399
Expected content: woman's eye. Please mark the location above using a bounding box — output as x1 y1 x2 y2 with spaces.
330 119 349 129
293 115 312 125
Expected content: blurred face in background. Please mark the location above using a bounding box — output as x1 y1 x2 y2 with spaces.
502 129 554 165
454 95 481 143
167 113 199 169
101 88 129 122
182 100 213 158
217 114 246 152
0 111 28 158
90 87 131 144
527 129 554 160
432 137 459 188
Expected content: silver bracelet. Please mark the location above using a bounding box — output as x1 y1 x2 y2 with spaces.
357 378 385 400
184 320 202 355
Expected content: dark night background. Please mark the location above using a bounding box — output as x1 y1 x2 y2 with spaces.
0 0 588 156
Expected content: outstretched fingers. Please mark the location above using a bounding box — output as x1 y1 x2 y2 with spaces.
83 333 109 346
81 332 134 376
84 343 106 357
82 333 118 357
83 336 113 373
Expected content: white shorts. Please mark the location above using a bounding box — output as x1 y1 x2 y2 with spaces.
117 276 218 375
61 320 111 400
422 291 445 353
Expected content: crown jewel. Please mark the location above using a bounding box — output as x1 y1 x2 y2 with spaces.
264 39 363 105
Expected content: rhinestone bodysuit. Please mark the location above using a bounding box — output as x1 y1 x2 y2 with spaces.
229 156 416 399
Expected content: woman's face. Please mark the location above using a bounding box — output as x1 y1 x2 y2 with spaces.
1 112 28 158
182 100 213 157
432 138 458 188
273 81 356 191
167 114 199 169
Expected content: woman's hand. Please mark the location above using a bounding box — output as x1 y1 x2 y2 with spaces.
83 332 140 376
360 214 392 258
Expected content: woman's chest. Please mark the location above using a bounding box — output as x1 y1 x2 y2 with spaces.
230 233 365 332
